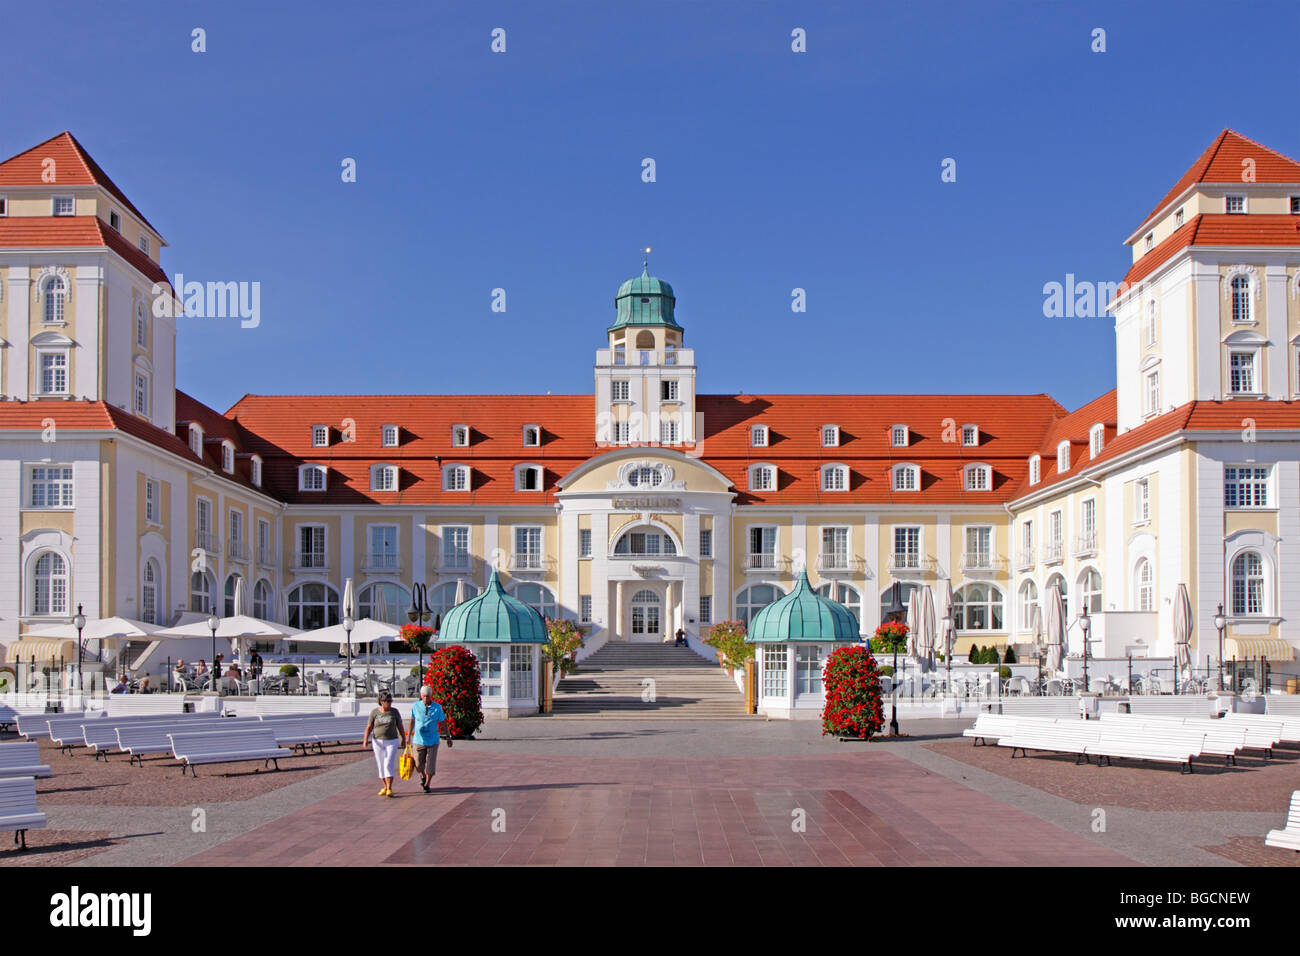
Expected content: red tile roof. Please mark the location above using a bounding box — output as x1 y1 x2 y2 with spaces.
0 216 171 288
1118 214 1300 293
0 132 161 236
1133 129 1300 237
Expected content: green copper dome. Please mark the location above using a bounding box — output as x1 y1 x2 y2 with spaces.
435 571 548 644
744 570 860 644
608 267 682 332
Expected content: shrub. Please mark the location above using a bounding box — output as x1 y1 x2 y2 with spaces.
983 646 999 665
821 645 885 739
877 665 895 677
704 620 753 672
1003 646 1017 664
968 645 979 663
278 664 298 677
423 646 484 738
999 666 1012 680
542 618 584 678
409 666 421 677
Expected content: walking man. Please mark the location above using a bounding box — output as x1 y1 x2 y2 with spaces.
407 685 451 793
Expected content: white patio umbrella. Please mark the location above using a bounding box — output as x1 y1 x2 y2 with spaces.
1044 583 1066 674
1173 583 1193 689
26 616 170 677
918 585 937 673
938 579 955 661
296 618 400 647
231 578 249 670
905 588 920 658
453 578 467 606
341 577 356 661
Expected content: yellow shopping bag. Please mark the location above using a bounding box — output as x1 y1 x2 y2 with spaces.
398 745 415 781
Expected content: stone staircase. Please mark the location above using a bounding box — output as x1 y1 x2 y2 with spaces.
552 643 750 719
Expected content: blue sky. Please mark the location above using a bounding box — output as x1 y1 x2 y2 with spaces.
4 0 1298 413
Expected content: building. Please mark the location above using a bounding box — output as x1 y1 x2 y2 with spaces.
1 129 1299 697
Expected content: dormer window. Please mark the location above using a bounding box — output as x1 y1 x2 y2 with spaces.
821 425 839 447
821 464 848 492
515 464 543 492
311 425 329 447
1089 424 1104 459
890 425 908 448
139 233 150 255
749 464 776 492
892 464 919 491
250 455 263 487
221 441 235 474
750 425 769 448
1056 441 1070 473
1225 195 1245 214
298 465 327 491
370 464 398 491
189 424 204 456
109 210 121 232
52 196 73 216
0 196 7 216
442 464 470 491
964 464 991 492
452 425 469 447
1175 207 1185 227
1144 232 1154 252
381 425 399 448
1029 454 1041 485
522 425 540 447
961 425 978 447
1291 196 1300 215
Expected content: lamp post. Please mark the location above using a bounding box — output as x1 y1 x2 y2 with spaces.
73 604 86 693
882 583 905 736
409 582 432 684
1079 604 1091 692
206 612 219 692
1213 603 1226 692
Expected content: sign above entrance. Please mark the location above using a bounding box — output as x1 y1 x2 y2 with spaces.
612 496 681 510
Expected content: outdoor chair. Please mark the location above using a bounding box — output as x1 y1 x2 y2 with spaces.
1147 677 1164 695
1045 679 1063 696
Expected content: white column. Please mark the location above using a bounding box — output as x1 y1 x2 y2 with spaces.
340 513 355 590
7 266 30 399
483 515 499 581
560 507 579 619
791 514 807 573
411 514 426 582
591 511 609 637
74 265 103 401
1265 266 1288 398
1277 460 1300 640
614 581 625 643
714 507 732 620
863 513 880 633
683 511 700 637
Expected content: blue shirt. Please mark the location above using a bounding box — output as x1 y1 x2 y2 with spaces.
409 699 446 746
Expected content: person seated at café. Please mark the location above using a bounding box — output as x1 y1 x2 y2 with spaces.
111 674 129 694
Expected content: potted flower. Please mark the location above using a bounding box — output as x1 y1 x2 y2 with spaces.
703 620 752 676
423 646 484 739
821 645 884 739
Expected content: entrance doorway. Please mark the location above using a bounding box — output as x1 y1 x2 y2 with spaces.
629 588 663 643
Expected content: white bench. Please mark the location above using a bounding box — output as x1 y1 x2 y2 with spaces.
46 713 111 753
16 708 83 740
1128 697 1213 717
1000 723 1102 763
1091 729 1202 773
1100 714 1256 764
252 695 334 718
1222 712 1300 745
0 742 51 779
999 717 1200 772
1265 791 1300 853
169 727 291 777
0 696 53 733
273 716 369 753
105 695 188 718
80 713 225 758
999 698 1081 718
962 714 1021 745
115 719 252 765
1265 697 1300 717
0 776 46 851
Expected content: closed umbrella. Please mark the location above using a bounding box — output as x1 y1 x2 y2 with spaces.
1044 583 1066 674
919 585 937 673
905 589 920 658
341 578 356 662
231 578 249 670
454 578 467 606
1173 583 1193 691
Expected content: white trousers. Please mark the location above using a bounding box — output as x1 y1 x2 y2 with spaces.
371 737 400 778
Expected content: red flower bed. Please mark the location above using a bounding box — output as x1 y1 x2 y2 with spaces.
821 645 884 739
423 645 484 738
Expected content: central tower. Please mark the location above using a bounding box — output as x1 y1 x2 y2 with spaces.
594 264 698 446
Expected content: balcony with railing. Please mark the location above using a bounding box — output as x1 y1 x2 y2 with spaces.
257 546 276 567
440 552 473 571
508 553 554 573
887 553 936 575
292 550 329 571
362 552 402 573
1072 532 1098 558
743 552 789 572
1014 549 1035 572
959 552 1005 575
227 539 250 563
1042 540 1065 565
815 553 863 574
195 531 220 555
596 347 695 368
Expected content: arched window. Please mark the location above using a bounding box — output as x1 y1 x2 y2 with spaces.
442 464 470 491
1018 580 1038 630
613 525 678 556
964 464 990 491
736 584 785 628
253 579 273 620
141 559 160 625
816 581 862 629
513 583 558 621
31 551 69 616
1045 572 1068 621
1134 559 1154 612
821 464 848 492
1231 551 1265 616
1231 275 1252 323
223 573 244 616
287 582 339 631
1078 568 1102 614
515 464 543 491
358 582 412 625
953 584 1004 631
370 464 398 492
892 464 919 491
748 464 776 492
190 570 216 613
43 276 66 324
298 465 327 491
627 466 663 487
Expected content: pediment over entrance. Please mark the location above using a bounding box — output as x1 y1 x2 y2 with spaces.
557 447 733 495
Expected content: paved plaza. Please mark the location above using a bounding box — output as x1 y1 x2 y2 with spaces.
3 716 1298 867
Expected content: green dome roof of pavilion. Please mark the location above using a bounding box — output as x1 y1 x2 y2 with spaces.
434 571 548 644
608 266 683 332
744 570 860 644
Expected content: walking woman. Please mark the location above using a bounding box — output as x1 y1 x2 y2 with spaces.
362 691 408 797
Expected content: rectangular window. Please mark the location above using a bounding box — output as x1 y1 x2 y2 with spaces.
0 196 7 216
509 645 534 700
821 527 848 568
580 595 592 623
750 425 767 447
965 466 988 491
893 526 920 567
258 519 271 562
1175 207 1185 226
1291 196 1300 214
134 374 149 414
1135 479 1150 523
893 466 917 491
961 425 978 446
479 645 503 699
514 527 542 568
53 196 73 216
891 425 907 447
1090 427 1104 458
109 210 120 231
822 466 846 491
1081 498 1096 540
699 595 712 625
659 419 679 443
796 645 824 696
452 426 469 446
1049 511 1063 548
372 466 396 491
964 526 991 565
1224 466 1269 508
1230 352 1256 393
29 466 74 508
300 467 325 491
311 425 328 447
1144 370 1160 415
612 421 630 443
699 528 712 557
1144 233 1154 251
229 510 243 549
298 525 326 567
661 380 679 401
1225 195 1245 214
611 380 630 402
578 528 592 558
821 425 839 447
747 526 776 568
368 525 398 567
196 498 211 534
381 425 398 447
1029 457 1040 484
144 478 159 523
138 234 150 254
442 526 470 568
39 352 68 394
762 645 788 698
